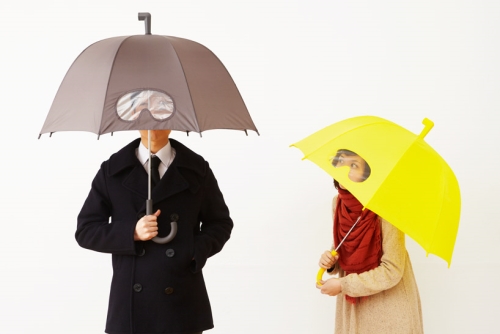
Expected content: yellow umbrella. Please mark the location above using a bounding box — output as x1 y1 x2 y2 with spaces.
291 116 461 271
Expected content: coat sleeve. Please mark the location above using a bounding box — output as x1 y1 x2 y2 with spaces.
191 163 233 273
75 162 138 255
338 218 407 297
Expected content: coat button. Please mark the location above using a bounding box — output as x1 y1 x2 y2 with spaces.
137 212 145 219
138 249 146 257
170 213 179 222
133 284 142 292
165 249 175 257
164 287 174 295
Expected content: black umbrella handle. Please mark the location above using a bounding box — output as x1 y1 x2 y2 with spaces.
146 199 153 215
138 12 152 35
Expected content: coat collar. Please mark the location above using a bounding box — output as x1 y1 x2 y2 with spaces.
107 138 206 209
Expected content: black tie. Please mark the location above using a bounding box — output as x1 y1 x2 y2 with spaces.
150 156 161 187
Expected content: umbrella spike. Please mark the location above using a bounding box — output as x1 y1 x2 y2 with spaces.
138 12 152 35
49 132 53 137
244 129 248 136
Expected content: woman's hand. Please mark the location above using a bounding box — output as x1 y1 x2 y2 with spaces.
319 250 339 269
316 278 342 296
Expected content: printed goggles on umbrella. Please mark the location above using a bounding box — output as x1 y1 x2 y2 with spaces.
116 90 174 121
331 149 371 183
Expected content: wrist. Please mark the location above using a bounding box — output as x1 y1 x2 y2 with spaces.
338 278 344 293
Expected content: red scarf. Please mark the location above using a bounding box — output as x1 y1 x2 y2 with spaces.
334 188 382 304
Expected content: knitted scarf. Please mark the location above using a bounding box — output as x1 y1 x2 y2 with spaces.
334 188 382 304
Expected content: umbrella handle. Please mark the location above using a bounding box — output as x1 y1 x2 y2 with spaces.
152 222 178 244
316 250 338 286
146 199 178 244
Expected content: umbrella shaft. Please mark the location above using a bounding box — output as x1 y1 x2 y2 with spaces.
148 130 152 201
335 215 362 251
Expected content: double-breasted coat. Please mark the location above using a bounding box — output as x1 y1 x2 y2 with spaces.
76 138 233 334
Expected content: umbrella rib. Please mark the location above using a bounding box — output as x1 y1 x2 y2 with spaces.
425 163 450 263
98 36 134 136
163 36 201 134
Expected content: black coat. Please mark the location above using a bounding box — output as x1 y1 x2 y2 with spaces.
76 138 233 334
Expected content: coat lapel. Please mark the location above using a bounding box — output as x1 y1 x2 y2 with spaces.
122 165 149 199
151 160 190 205
108 138 149 199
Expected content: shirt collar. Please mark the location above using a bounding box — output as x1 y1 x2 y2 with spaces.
137 140 174 167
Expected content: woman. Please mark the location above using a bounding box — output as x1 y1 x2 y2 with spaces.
317 149 424 333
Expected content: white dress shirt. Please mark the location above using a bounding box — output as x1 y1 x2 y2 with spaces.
136 140 176 179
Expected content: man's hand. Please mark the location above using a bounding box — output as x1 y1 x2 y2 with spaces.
316 278 342 296
134 210 161 241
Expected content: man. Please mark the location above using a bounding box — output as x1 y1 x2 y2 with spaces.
76 129 233 334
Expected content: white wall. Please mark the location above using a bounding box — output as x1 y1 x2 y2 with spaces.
1 0 499 333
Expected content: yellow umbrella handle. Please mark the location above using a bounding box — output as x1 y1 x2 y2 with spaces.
316 250 338 286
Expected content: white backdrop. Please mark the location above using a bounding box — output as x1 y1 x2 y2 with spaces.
1 0 499 333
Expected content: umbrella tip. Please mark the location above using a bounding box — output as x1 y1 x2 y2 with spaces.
417 118 434 140
138 12 152 35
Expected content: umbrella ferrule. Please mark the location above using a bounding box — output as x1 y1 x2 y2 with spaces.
418 118 434 140
138 12 152 35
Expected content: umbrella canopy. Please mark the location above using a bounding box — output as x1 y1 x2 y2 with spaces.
39 13 258 137
291 116 460 266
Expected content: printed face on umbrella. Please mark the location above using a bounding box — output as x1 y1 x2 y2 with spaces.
116 90 174 121
331 149 371 183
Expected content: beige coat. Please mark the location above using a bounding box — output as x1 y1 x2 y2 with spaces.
329 197 424 334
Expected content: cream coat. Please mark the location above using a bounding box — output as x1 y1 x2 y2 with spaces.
329 196 424 334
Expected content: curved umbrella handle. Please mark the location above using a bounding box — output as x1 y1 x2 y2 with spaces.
316 250 338 286
146 201 178 244
152 221 178 244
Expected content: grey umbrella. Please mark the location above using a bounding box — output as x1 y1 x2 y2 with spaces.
40 13 258 244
